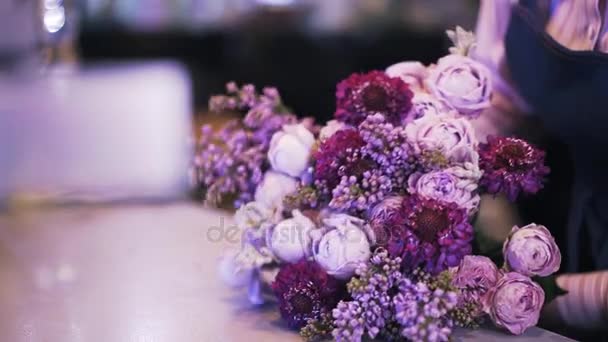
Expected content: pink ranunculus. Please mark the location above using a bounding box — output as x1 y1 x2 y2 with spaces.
503 223 561 277
452 255 500 296
484 272 545 335
405 113 479 164
426 54 492 118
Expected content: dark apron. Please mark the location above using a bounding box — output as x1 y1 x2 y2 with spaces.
505 1 608 272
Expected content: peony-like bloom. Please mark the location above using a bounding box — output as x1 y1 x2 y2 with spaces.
234 201 279 231
426 54 492 118
218 247 257 288
368 196 406 246
268 123 315 177
272 260 341 329
312 213 373 279
483 272 545 335
405 113 478 165
385 61 428 90
387 195 474 274
409 92 450 120
313 129 368 189
319 119 348 141
407 167 480 214
254 171 298 211
218 244 274 304
335 71 413 126
452 255 500 297
268 210 316 263
479 136 550 201
503 223 561 277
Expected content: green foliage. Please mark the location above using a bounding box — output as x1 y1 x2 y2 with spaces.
300 313 334 342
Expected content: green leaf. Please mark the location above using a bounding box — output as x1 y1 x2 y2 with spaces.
534 275 568 304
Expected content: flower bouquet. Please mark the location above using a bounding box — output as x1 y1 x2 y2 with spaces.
192 28 562 342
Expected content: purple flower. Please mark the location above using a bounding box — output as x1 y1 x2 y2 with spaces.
195 82 298 208
314 129 367 190
332 301 365 342
332 249 461 341
483 272 545 335
358 114 415 184
479 136 550 201
405 113 478 165
388 195 474 274
426 54 492 118
335 71 413 126
332 249 403 341
407 167 480 214
328 170 392 213
368 196 406 246
503 223 561 277
272 260 342 329
393 278 458 342
452 255 500 299
314 115 416 214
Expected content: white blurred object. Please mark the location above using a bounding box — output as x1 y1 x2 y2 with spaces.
0 62 192 203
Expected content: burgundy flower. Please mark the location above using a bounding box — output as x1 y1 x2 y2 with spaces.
272 260 342 329
313 129 371 189
479 136 550 201
387 195 473 274
335 71 413 126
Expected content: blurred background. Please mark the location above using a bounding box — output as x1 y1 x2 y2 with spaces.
78 0 479 116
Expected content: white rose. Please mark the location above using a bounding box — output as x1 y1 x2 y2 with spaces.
385 61 428 90
313 213 373 279
234 201 279 231
268 123 315 177
218 244 273 288
267 210 316 263
319 120 348 141
218 244 275 305
254 171 298 211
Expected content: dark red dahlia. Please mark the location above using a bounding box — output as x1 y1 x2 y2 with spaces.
387 195 473 274
479 136 550 201
335 71 413 126
313 129 372 189
271 260 342 329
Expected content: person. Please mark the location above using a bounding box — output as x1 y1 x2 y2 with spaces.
473 0 608 333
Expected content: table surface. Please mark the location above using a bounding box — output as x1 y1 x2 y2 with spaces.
0 203 575 341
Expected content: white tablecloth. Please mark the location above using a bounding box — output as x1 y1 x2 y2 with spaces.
0 203 574 341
